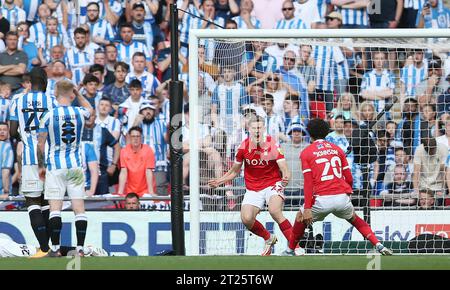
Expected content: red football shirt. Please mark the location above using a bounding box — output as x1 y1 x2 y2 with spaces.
300 139 353 197
235 136 284 191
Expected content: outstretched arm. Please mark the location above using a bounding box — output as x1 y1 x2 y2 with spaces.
208 162 243 188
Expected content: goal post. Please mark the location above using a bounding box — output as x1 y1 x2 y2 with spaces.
188 29 450 256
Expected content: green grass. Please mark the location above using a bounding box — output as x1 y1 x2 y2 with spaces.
0 255 449 270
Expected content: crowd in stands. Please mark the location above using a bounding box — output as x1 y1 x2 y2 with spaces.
0 0 450 211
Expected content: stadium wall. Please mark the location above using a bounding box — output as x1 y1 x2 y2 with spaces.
0 211 449 256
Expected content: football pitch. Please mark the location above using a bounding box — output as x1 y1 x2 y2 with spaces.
0 255 449 270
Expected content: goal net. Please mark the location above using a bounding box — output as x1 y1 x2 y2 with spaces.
188 29 450 256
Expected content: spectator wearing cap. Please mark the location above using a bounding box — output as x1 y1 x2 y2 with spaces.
281 122 308 207
126 52 160 99
330 0 369 29
116 23 153 74
132 101 169 195
416 56 449 107
400 48 428 101
118 79 146 146
118 126 156 197
126 1 165 54
0 31 27 93
86 2 115 47
417 0 450 29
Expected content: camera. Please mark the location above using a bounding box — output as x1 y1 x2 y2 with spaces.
424 1 430 9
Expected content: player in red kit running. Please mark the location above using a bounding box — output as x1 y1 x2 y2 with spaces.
208 115 292 256
282 118 392 256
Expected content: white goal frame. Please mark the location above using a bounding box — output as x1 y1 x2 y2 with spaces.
188 29 450 256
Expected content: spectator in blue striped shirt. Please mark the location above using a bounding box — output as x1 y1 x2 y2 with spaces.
400 48 428 100
46 60 71 98
243 41 277 84
64 27 94 86
417 0 450 28
37 17 71 67
103 62 130 117
28 3 51 44
232 0 261 29
400 0 426 28
133 101 169 195
126 52 160 99
86 2 115 47
360 51 396 118
79 0 122 27
331 0 369 28
117 23 153 73
275 0 309 29
0 82 11 123
1 0 26 30
0 122 13 197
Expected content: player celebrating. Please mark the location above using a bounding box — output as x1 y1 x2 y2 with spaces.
208 115 292 256
37 80 95 257
9 67 59 258
282 118 392 256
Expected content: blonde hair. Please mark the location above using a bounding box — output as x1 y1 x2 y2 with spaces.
359 101 376 121
335 92 358 117
55 80 74 97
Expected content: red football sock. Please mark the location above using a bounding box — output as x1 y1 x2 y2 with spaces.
278 219 292 241
250 220 271 240
289 220 306 250
351 215 379 246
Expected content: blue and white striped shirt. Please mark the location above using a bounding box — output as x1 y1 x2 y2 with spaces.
0 140 13 194
1 5 26 27
22 0 41 22
117 41 152 72
361 69 396 113
401 63 428 97
0 98 10 123
88 19 115 42
9 92 58 166
78 0 123 25
232 15 261 29
317 0 331 20
125 71 160 98
275 17 309 29
266 114 284 143
39 106 91 170
313 45 345 91
338 7 369 26
28 21 68 46
64 46 94 86
404 0 425 9
46 77 72 99
177 0 201 44
95 116 120 164
141 119 168 170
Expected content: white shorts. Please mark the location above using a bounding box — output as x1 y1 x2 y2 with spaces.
242 183 285 210
44 168 86 200
21 165 44 196
0 238 37 257
300 193 354 222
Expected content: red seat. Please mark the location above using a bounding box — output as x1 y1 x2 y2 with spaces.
309 101 327 119
370 198 383 207
445 198 450 206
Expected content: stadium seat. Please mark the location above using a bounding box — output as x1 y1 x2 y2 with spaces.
370 198 383 207
309 101 327 119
